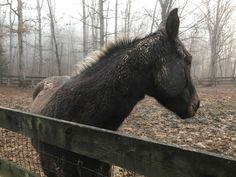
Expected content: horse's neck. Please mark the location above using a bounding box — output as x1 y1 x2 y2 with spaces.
41 49 154 130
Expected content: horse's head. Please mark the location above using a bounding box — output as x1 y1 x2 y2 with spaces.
148 8 200 119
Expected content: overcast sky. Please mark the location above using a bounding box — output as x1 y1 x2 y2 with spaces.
1 0 235 41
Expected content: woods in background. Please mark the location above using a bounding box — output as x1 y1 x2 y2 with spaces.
0 0 235 80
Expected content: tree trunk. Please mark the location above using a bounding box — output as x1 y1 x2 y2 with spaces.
105 1 110 44
47 0 62 76
208 0 221 82
209 40 217 81
124 0 132 38
17 0 25 85
8 0 13 76
150 0 158 33
114 0 118 42
82 0 88 57
232 60 236 77
99 0 104 48
31 32 37 76
218 62 223 77
90 0 97 50
159 0 173 21
37 0 43 76
127 0 131 38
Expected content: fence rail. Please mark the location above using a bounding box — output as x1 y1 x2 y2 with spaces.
0 107 235 177
1 76 235 88
0 158 36 177
0 75 46 87
194 77 236 86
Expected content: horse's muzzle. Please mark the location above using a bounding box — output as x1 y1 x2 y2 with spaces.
186 94 200 118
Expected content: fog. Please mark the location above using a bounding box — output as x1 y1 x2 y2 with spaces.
0 0 235 79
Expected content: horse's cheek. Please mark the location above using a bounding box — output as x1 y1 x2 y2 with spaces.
168 68 186 96
155 66 185 97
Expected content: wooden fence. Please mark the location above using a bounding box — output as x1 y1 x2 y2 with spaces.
1 76 235 88
0 107 235 177
0 75 46 87
194 77 236 86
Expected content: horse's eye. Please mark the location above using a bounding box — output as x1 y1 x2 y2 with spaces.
186 59 191 65
184 56 192 66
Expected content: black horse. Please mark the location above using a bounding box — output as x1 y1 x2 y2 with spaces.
31 8 200 177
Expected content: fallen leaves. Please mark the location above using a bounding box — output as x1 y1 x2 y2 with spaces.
0 85 235 177
119 86 236 158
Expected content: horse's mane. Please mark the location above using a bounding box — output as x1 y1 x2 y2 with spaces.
72 37 141 76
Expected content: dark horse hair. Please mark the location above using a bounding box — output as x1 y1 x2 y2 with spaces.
31 8 200 177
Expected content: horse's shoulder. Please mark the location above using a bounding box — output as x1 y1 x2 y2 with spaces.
30 86 59 113
31 76 70 113
32 76 70 100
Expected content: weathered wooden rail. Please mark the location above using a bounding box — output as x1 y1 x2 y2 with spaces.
194 77 236 86
0 107 235 177
0 158 36 177
0 75 46 87
0 76 235 87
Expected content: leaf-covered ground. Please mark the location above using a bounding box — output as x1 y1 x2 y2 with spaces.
120 87 236 157
0 86 235 177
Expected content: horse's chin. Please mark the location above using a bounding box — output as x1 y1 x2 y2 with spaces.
178 112 194 119
176 105 197 119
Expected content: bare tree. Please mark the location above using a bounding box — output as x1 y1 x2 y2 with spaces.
82 0 88 57
124 0 132 38
36 0 44 76
0 43 8 82
99 0 104 47
46 0 62 76
150 0 159 33
8 0 14 75
17 0 25 84
0 8 8 79
217 27 235 77
233 60 236 77
86 0 99 51
202 0 233 80
0 0 15 76
105 0 110 44
159 0 175 21
114 0 118 42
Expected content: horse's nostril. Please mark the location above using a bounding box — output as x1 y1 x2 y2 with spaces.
191 103 195 109
197 100 200 109
192 100 200 112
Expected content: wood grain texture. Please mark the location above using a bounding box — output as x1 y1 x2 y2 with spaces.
0 158 37 177
0 106 235 177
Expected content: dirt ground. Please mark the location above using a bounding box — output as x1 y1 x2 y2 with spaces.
0 85 235 176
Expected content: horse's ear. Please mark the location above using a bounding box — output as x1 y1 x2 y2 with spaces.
166 8 179 40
